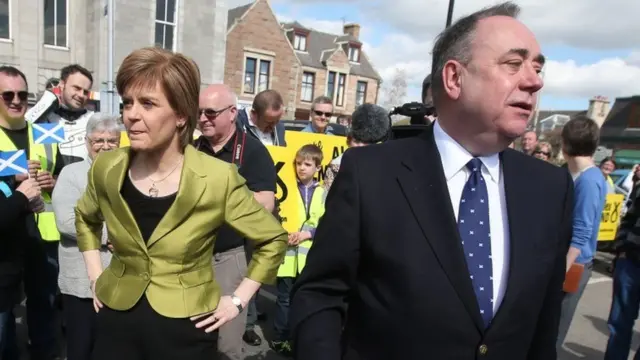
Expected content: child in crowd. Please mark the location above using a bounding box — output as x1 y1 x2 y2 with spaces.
271 144 326 356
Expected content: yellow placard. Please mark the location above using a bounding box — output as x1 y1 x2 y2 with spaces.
267 145 301 233
119 131 130 147
284 131 347 183
598 193 625 241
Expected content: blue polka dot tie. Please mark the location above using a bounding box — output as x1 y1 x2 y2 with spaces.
458 158 494 328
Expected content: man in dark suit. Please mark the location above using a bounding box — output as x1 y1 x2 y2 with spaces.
289 2 574 359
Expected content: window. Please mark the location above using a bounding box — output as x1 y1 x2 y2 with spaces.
326 71 336 100
258 60 271 92
293 34 307 51
44 0 67 47
244 57 257 94
244 57 271 94
348 47 360 62
336 73 346 106
300 72 315 102
355 81 367 106
0 0 9 40
155 0 177 50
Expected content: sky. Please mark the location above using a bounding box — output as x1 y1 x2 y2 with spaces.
228 0 640 111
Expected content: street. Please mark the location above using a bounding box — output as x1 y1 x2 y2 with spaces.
14 252 640 359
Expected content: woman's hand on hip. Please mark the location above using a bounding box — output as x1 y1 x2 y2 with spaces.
191 295 240 333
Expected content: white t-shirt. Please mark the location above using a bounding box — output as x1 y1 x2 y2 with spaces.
45 110 94 162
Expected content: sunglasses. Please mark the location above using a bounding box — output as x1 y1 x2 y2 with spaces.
534 150 550 157
199 105 233 118
313 110 333 118
1 91 29 104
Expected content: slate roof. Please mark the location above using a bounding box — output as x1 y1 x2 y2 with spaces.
600 96 640 140
281 22 381 81
227 2 252 30
537 110 586 121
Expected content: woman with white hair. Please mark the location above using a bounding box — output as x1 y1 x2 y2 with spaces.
51 113 121 360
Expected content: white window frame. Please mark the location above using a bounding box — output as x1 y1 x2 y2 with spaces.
300 72 314 102
0 0 11 41
355 80 367 106
348 47 360 63
154 0 178 51
293 34 306 51
43 0 69 49
242 51 274 95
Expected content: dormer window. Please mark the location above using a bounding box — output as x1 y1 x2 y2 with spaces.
348 46 360 62
294 34 307 51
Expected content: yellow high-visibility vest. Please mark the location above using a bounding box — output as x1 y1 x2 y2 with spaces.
277 185 325 277
0 123 60 241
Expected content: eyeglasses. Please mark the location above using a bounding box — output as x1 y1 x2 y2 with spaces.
199 105 233 118
1 91 29 104
90 138 119 147
534 150 550 157
313 110 333 118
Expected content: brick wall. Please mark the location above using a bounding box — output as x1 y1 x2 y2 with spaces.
294 49 379 118
224 0 300 118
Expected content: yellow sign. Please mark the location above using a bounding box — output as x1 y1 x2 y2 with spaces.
598 193 625 241
284 131 347 183
267 145 301 233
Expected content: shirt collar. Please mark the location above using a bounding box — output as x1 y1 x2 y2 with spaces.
433 120 501 184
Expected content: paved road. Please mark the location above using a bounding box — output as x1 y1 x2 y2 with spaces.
15 251 640 359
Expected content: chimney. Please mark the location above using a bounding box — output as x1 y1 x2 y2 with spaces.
587 95 611 127
343 23 360 40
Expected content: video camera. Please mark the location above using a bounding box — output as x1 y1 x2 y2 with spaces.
389 102 436 125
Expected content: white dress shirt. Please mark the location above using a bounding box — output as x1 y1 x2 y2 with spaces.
245 108 276 146
433 121 510 314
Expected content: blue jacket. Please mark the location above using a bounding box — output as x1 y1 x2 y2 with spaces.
571 167 608 264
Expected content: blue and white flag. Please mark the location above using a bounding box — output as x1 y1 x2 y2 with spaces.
32 122 65 144
0 150 28 176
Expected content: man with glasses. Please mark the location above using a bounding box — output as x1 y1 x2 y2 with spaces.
195 84 277 359
0 65 65 360
38 64 96 166
301 96 335 135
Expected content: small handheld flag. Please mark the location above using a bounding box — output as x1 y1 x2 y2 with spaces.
0 150 28 176
32 123 65 144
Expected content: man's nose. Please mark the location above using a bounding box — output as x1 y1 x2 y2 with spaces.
520 65 543 93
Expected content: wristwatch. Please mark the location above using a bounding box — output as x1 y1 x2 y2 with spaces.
231 294 244 313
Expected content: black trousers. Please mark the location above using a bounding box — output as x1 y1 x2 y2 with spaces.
91 296 218 360
62 295 98 360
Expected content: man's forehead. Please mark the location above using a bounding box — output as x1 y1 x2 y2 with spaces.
66 72 92 87
0 74 27 90
474 16 541 58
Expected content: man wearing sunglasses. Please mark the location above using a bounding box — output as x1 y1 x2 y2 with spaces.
195 85 277 358
301 96 335 135
0 66 65 360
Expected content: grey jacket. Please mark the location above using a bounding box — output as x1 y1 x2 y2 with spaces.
52 158 112 298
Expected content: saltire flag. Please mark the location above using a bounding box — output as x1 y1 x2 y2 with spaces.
32 123 65 144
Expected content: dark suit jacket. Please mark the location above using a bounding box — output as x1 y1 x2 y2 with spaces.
290 125 573 360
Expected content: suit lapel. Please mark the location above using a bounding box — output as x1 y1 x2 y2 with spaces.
396 125 484 331
147 145 207 248
490 150 537 325
105 149 146 250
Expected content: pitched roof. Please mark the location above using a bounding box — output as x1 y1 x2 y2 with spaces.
537 110 586 121
227 2 253 31
281 22 381 81
600 96 640 140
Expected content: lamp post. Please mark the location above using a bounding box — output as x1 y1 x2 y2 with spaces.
445 0 455 28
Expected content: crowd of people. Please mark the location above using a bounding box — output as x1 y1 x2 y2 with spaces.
1 1 640 360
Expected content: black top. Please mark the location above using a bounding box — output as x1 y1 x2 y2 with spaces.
0 127 65 176
195 130 276 253
121 175 177 243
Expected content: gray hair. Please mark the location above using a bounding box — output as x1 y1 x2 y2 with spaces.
86 113 121 136
311 95 333 110
430 2 520 104
350 104 390 144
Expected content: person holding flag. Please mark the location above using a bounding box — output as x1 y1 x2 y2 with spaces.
0 65 65 360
